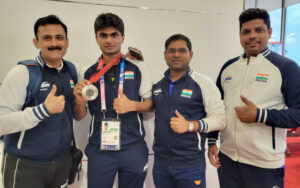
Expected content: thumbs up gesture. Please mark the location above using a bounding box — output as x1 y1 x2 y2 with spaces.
234 95 257 123
170 110 189 134
44 85 65 114
113 91 135 114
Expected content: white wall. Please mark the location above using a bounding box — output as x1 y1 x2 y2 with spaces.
0 0 243 187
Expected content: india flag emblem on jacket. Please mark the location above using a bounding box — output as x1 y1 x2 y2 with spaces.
181 89 193 98
125 71 134 79
256 73 269 82
70 80 75 88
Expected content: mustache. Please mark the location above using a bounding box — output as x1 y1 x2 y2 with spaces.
48 46 62 51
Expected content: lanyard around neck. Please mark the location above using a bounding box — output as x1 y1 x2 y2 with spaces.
89 53 122 84
100 58 125 118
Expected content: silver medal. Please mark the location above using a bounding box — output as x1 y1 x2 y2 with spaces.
82 85 98 101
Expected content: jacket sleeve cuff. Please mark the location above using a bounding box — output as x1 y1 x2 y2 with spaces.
198 119 208 133
32 103 51 120
208 138 217 146
256 108 268 123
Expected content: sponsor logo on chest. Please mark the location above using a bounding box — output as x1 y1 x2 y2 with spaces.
153 88 162 96
255 73 269 82
125 71 134 79
181 89 193 98
40 81 50 91
224 75 232 83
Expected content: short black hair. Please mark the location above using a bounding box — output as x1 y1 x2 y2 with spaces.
34 15 67 39
165 34 192 51
239 8 271 30
94 13 124 35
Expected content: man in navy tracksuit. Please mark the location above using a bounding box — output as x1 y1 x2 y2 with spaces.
73 13 152 188
208 8 300 188
151 34 226 188
0 15 77 188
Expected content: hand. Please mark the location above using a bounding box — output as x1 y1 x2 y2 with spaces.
113 91 135 114
170 110 189 134
73 79 90 104
234 95 257 123
44 85 65 114
208 145 221 168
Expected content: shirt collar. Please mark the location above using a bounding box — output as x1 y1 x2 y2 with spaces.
35 52 64 71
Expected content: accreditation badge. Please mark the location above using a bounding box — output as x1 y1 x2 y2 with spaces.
101 119 121 151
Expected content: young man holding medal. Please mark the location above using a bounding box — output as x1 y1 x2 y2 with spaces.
73 13 152 188
0 15 77 188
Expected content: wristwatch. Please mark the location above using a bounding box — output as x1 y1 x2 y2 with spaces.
188 121 194 132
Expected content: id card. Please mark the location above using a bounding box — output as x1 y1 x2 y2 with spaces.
101 120 121 151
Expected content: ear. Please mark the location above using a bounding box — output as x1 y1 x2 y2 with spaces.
66 37 69 49
33 38 40 49
268 28 272 39
189 50 194 60
121 34 125 43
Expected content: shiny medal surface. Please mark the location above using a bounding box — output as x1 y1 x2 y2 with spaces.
82 85 98 101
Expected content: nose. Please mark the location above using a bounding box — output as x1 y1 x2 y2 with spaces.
248 31 257 40
50 38 59 46
104 36 113 44
174 50 181 57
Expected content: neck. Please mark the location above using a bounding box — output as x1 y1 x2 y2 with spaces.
42 56 62 69
170 69 187 82
102 53 121 64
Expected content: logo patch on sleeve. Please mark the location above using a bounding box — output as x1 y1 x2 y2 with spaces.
255 73 269 82
181 89 193 98
125 71 134 79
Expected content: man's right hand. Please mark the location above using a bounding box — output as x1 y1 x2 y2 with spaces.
44 85 65 114
73 79 90 104
208 144 221 168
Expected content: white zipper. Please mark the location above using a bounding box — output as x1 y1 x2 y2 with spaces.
196 132 201 150
17 131 25 149
136 113 143 135
89 115 95 137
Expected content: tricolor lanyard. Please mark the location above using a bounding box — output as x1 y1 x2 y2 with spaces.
100 58 125 119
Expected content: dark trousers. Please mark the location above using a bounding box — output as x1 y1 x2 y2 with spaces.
218 152 284 188
152 159 206 188
3 151 72 188
86 143 148 188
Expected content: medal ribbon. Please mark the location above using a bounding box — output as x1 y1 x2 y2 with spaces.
89 53 122 84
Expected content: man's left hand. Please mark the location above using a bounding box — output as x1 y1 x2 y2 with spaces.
234 95 257 123
113 91 135 114
170 110 189 134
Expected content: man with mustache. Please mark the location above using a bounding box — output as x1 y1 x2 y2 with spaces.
208 8 300 188
0 15 78 188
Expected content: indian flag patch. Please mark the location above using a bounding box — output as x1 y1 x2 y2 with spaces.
181 89 193 98
70 80 75 88
255 73 269 82
125 71 134 79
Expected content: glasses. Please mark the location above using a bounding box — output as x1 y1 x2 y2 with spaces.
166 48 188 54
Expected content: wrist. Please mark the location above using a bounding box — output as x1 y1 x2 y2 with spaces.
75 99 86 105
188 121 194 132
130 101 137 112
